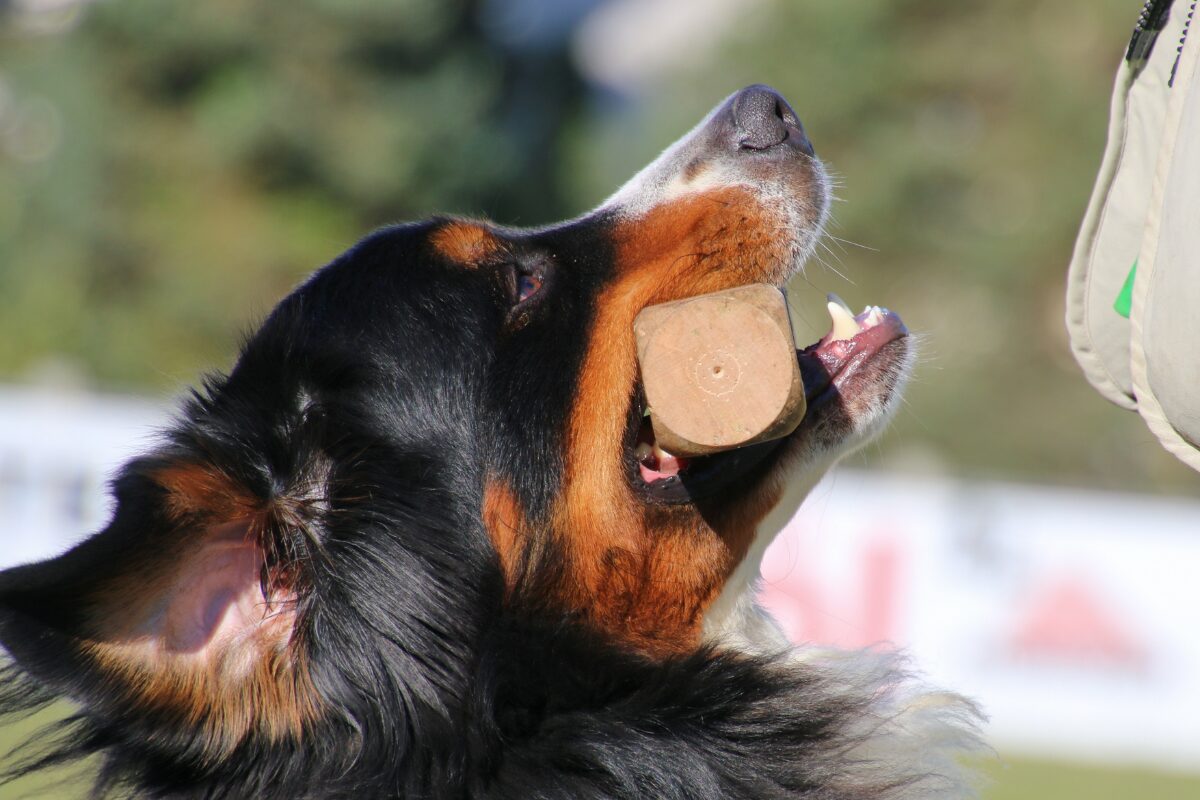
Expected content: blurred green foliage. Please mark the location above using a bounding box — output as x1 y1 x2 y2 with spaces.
1 0 1196 492
0 0 585 387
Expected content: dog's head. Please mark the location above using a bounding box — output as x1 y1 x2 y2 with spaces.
0 86 911 783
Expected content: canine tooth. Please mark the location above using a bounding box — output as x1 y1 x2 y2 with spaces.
863 306 884 327
635 442 653 461
827 293 854 313
826 297 860 341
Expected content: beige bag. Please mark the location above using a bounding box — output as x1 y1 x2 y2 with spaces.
1067 0 1200 471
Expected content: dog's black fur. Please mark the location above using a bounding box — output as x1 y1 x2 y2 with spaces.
1 86 970 799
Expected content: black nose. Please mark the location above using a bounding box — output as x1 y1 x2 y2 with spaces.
730 85 814 156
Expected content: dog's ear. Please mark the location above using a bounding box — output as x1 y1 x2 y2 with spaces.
0 450 324 754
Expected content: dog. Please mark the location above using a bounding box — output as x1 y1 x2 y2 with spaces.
0 85 979 798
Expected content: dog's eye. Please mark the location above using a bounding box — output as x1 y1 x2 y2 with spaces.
516 273 542 303
502 260 550 330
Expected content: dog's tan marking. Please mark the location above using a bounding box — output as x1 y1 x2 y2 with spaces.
547 188 793 656
431 221 503 267
155 462 260 522
483 478 527 586
88 614 318 755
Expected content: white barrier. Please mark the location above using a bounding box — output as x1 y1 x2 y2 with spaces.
760 470 1200 772
0 386 167 566
1 386 1197 771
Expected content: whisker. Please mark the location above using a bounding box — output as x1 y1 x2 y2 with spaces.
825 233 878 253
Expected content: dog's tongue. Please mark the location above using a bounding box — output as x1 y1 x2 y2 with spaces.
636 433 690 482
797 294 908 398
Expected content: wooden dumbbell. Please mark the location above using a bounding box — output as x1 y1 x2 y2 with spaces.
633 283 806 457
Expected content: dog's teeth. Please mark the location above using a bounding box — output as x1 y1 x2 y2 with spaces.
826 296 860 341
827 293 854 314
652 442 675 461
635 443 653 461
863 306 884 327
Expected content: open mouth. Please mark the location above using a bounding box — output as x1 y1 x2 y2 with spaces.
629 294 908 503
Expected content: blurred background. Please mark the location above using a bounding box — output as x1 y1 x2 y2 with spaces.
0 0 1197 797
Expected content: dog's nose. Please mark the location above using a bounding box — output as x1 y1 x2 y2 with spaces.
729 85 814 157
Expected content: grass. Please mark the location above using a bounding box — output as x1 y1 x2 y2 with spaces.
2 708 1199 798
0 706 92 799
983 755 1200 800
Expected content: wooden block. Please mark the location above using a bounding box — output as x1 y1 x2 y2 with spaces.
634 284 806 457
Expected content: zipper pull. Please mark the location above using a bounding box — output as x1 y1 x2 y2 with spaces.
1127 0 1175 68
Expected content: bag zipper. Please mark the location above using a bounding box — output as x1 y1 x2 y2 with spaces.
1127 0 1175 67
1169 1 1196 86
